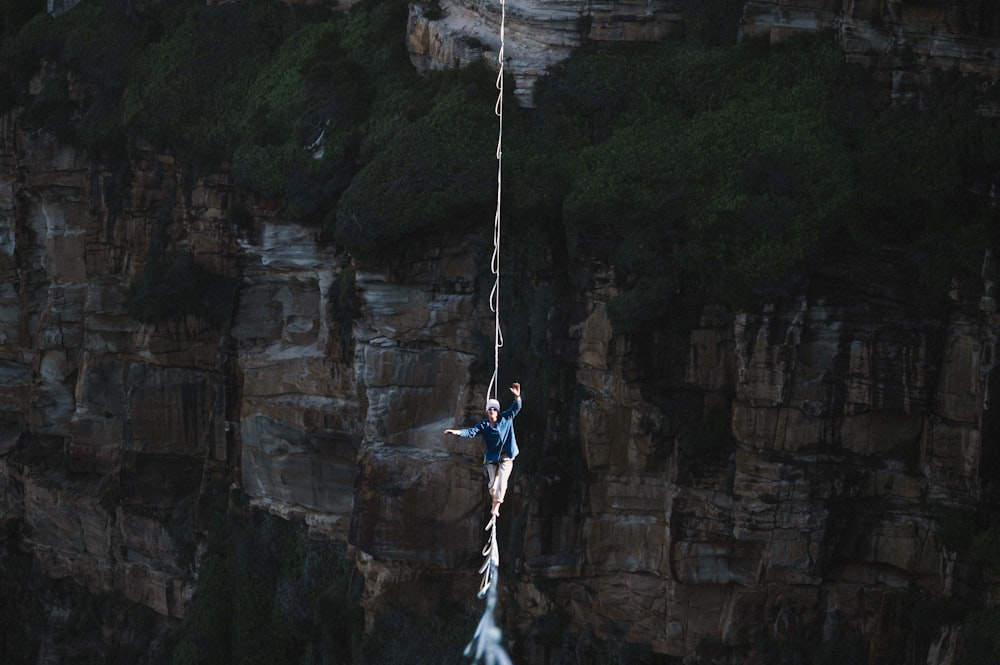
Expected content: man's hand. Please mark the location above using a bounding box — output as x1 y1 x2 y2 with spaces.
444 429 460 436
510 382 521 399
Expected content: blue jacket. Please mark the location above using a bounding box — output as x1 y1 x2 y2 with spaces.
459 398 521 462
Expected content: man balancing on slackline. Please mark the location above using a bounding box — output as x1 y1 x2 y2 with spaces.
444 382 522 518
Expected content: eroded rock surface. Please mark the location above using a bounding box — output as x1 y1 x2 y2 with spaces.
407 0 684 104
3 1 1000 662
408 0 1000 107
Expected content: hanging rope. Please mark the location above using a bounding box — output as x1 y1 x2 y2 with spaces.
466 3 513 663
481 0 506 586
486 0 506 403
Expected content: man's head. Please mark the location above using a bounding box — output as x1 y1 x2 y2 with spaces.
486 398 500 423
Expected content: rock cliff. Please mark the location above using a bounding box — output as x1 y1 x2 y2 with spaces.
2 0 1000 664
407 0 1000 106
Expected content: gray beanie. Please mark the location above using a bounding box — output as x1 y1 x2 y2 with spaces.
486 398 501 412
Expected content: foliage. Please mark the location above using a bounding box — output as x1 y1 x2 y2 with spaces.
165 492 200 572
332 72 496 259
7 1 998 325
0 522 44 663
0 0 45 38
360 608 477 665
959 608 1000 665
125 251 236 327
536 33 997 329
161 508 482 665
548 35 856 322
121 0 293 166
676 402 735 467
330 266 359 360
674 0 744 46
696 634 867 665
1 530 159 665
166 509 361 665
851 98 1000 290
8 0 141 151
936 510 978 551
936 510 1000 575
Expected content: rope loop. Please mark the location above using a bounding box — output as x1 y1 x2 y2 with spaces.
487 0 505 402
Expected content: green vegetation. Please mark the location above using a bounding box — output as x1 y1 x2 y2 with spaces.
330 265 359 359
162 506 484 665
8 1 141 150
936 510 1000 575
0 522 44 663
333 70 496 259
6 1 998 330
125 251 236 327
959 607 1000 665
523 34 998 327
167 510 361 665
359 609 477 664
1 524 159 664
933 513 1000 665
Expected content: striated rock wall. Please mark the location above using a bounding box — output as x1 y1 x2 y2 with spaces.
484 251 999 661
0 126 228 619
0 92 511 635
3 96 1000 661
407 0 1000 107
407 0 685 105
743 0 1000 112
2 1 1000 663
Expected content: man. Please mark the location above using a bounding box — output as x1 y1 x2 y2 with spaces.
445 382 522 517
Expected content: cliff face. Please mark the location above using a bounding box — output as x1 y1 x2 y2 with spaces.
408 0 1000 106
2 1 1000 663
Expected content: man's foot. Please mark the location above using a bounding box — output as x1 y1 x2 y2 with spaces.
491 503 500 517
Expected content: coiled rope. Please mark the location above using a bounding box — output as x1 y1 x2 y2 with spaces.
463 518 511 664
478 514 500 596
465 2 513 663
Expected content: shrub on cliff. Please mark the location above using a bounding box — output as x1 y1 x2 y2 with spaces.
850 95 1000 290
168 510 362 665
331 68 496 259
530 35 852 327
0 0 44 37
227 22 370 207
6 0 137 151
521 31 1000 331
960 608 1000 665
6 0 998 321
125 251 236 327
121 1 294 166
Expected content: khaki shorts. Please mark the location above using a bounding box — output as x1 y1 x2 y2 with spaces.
483 457 514 503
